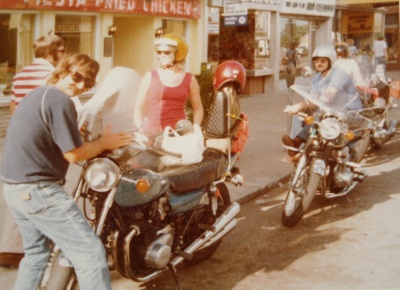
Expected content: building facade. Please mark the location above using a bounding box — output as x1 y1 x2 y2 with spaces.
0 0 204 103
335 0 399 70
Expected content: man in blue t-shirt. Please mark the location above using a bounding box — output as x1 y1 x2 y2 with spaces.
1 53 132 290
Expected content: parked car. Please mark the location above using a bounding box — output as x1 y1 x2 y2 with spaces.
296 46 308 56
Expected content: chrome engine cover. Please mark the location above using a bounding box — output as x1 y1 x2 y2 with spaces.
144 232 173 269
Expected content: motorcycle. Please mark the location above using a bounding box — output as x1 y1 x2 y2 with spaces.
40 62 248 289
356 74 399 149
282 71 372 227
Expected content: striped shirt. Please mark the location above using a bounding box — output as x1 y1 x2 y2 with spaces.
11 58 54 106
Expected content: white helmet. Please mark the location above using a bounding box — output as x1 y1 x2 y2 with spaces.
312 45 337 69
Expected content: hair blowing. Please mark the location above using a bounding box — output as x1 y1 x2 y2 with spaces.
47 53 100 87
33 34 65 58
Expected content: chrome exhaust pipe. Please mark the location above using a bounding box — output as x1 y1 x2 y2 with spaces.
197 218 237 250
172 202 240 266
123 227 166 282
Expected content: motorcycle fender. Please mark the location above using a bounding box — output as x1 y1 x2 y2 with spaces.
313 159 326 176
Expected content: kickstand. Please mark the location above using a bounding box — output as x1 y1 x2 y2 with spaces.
345 194 353 203
168 264 182 290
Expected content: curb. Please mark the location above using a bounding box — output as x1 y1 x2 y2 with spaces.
236 173 291 205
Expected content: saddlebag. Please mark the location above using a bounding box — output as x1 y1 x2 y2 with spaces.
203 90 241 138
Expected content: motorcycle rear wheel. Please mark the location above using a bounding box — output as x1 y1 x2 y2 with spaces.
185 182 231 265
282 160 321 227
45 251 78 290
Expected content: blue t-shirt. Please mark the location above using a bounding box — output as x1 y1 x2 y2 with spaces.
311 66 362 111
1 86 83 183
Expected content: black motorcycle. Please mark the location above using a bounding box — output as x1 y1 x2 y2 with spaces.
40 62 248 289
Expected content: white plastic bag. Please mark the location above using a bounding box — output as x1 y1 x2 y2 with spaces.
160 124 204 166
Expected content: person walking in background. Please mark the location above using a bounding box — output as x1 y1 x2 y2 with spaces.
346 38 358 59
134 33 203 140
285 42 299 88
10 33 65 114
0 33 65 268
1 53 133 289
334 42 364 86
372 33 389 83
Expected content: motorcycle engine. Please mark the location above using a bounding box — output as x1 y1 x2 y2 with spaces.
333 147 353 187
144 225 174 269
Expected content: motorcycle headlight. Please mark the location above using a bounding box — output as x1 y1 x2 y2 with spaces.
84 158 120 192
319 117 341 140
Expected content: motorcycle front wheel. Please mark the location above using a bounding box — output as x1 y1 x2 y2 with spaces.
185 182 231 265
282 159 321 227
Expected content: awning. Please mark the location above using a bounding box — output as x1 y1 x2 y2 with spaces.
338 0 397 4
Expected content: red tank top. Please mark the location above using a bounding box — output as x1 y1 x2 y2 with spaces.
144 70 192 137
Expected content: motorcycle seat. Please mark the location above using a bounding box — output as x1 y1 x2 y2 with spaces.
161 148 228 194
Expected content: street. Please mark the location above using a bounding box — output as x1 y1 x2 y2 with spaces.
1 136 399 289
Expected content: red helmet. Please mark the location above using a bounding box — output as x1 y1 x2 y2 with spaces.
213 61 246 92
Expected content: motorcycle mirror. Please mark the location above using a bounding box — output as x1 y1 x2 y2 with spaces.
175 119 193 135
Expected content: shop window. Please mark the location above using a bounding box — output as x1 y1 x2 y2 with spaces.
55 15 95 56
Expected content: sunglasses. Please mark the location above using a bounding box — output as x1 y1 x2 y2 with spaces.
156 50 173 56
70 71 96 89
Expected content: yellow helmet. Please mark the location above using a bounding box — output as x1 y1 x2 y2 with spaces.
154 33 188 62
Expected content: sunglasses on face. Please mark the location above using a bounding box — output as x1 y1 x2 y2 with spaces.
313 58 329 64
156 50 173 56
70 70 96 89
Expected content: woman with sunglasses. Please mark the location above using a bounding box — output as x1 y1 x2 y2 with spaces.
1 53 133 289
282 45 363 162
134 33 203 140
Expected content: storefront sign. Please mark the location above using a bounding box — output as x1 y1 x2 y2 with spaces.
347 13 373 34
223 2 248 26
0 0 201 19
280 0 335 17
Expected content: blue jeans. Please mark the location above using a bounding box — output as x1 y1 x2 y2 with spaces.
3 180 111 290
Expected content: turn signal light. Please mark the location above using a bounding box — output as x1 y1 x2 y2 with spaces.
136 178 150 193
304 115 314 125
345 131 355 141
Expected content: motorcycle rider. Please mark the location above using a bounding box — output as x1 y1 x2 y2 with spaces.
334 42 364 86
282 44 363 162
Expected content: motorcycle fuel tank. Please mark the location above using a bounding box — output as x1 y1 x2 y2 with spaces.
114 169 169 207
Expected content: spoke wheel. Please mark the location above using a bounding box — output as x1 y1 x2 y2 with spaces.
282 160 321 227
